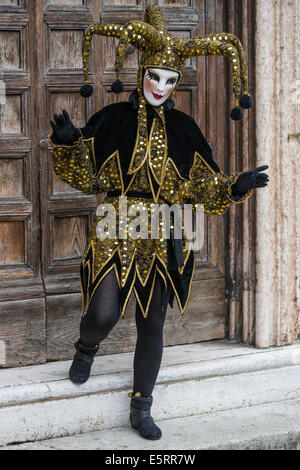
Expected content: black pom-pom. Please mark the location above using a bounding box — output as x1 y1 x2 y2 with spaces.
80 84 94 98
230 107 244 121
111 80 124 94
239 94 254 109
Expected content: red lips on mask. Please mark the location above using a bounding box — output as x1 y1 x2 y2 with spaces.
152 92 164 100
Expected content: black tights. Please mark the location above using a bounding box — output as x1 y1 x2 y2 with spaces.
79 269 171 397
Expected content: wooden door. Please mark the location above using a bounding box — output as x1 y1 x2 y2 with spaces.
0 0 256 367
0 0 46 367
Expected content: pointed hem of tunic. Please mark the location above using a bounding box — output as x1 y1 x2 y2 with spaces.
80 244 195 319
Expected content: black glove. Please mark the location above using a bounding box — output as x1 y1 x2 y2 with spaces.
231 165 269 195
50 110 81 146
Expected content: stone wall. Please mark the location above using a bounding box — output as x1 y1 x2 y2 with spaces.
255 0 300 347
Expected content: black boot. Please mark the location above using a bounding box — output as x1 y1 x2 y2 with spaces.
69 340 99 384
129 393 162 440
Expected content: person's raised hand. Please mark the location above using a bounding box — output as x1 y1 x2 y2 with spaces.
231 165 269 194
50 110 80 146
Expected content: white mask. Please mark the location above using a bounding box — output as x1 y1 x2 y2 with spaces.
143 67 179 107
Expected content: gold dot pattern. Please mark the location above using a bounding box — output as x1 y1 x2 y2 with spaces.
51 137 100 194
127 90 170 192
160 153 253 215
148 113 168 185
144 5 168 34
50 136 123 195
175 34 248 103
84 194 170 287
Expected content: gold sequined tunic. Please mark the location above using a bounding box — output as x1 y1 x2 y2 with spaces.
50 102 252 318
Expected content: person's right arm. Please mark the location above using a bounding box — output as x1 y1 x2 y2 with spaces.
48 110 101 195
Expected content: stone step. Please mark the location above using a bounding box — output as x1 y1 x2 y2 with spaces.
4 398 300 450
0 339 300 447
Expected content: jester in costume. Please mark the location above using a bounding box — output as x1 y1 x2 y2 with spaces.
49 6 269 440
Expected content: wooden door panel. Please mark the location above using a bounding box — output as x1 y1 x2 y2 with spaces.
0 0 46 368
1 94 22 134
52 215 88 261
0 31 22 70
103 37 139 71
161 1 191 5
46 292 82 361
46 0 85 5
0 1 20 5
0 298 46 367
48 29 85 71
105 0 140 5
0 158 24 197
49 92 86 128
0 221 25 264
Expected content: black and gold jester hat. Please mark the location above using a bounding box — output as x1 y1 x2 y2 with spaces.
80 5 253 121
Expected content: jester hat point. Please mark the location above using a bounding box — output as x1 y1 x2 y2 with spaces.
81 5 253 121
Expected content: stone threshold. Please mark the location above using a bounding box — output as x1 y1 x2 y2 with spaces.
1 339 300 447
5 398 300 450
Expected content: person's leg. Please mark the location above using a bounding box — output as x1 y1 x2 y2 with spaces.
70 268 121 384
133 275 170 396
130 275 171 439
80 268 121 347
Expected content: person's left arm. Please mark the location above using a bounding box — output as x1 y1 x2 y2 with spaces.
160 117 269 214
